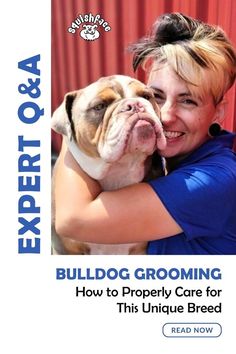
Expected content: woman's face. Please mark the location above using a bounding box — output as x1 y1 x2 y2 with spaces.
148 64 222 158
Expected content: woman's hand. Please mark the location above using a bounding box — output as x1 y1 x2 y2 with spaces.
53 139 182 243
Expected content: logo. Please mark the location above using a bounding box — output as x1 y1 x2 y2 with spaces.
68 13 111 41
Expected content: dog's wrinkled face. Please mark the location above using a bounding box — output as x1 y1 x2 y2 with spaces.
52 75 166 163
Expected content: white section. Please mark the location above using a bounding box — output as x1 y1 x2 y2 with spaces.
1 0 51 257
0 2 236 354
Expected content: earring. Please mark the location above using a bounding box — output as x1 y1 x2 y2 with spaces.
208 122 222 137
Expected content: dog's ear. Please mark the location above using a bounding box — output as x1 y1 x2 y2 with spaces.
51 91 79 140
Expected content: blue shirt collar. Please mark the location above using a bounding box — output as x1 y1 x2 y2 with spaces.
175 130 236 168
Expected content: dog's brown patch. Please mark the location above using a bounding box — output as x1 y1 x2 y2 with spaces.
76 121 100 157
74 83 125 158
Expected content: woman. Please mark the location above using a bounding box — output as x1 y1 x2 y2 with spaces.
54 13 236 254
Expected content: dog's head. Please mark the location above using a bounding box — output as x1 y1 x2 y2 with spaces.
52 75 166 164
82 24 98 34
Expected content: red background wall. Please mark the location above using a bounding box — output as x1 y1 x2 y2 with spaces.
52 0 236 152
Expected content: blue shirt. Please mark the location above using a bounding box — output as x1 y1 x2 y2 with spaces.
148 131 236 255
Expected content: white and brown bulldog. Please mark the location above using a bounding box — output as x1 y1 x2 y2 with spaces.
51 75 166 255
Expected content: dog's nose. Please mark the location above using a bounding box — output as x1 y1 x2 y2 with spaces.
121 100 145 113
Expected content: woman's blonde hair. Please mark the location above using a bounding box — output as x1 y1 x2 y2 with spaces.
130 13 236 105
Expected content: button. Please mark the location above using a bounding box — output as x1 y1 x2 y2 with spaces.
163 323 222 337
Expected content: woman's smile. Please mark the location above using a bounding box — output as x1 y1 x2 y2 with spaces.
164 130 185 140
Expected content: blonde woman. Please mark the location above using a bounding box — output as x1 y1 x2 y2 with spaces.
54 13 236 254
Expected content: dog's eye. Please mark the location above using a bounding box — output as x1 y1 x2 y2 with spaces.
93 103 107 111
140 92 152 101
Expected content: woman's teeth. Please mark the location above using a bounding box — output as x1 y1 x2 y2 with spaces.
164 131 184 139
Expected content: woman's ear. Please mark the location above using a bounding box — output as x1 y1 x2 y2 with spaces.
214 100 227 125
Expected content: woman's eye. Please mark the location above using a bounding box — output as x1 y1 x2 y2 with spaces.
181 99 198 106
93 103 107 111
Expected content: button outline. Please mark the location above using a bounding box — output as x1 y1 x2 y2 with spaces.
162 322 222 338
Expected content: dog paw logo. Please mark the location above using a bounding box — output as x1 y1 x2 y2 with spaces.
80 25 100 41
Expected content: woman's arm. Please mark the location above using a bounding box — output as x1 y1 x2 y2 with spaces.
53 140 182 243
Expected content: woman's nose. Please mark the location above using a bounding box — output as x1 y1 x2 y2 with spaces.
160 102 177 125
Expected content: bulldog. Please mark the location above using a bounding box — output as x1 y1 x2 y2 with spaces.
51 75 166 255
